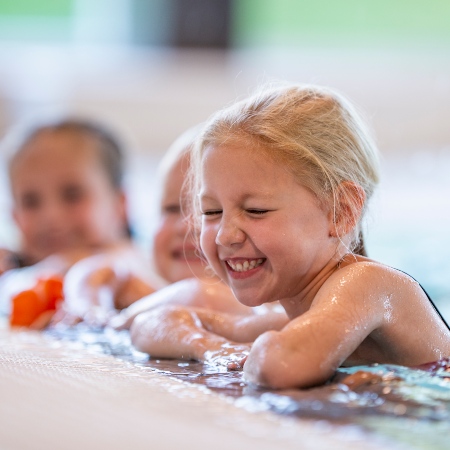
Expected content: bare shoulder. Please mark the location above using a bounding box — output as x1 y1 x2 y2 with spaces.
324 258 422 299
310 258 427 330
302 257 450 366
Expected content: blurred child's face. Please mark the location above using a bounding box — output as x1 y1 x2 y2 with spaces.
199 144 337 308
152 153 205 283
10 130 127 263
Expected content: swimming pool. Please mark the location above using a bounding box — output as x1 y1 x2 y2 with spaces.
1 138 450 450
365 151 450 323
1 322 448 450
0 325 394 450
1 162 450 450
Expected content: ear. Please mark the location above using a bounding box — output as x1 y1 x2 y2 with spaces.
329 181 366 238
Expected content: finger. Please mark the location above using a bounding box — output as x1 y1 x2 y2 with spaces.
108 310 134 330
227 354 248 371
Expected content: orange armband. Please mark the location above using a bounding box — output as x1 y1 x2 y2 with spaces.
10 276 64 327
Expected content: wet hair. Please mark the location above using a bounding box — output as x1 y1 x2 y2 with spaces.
189 83 380 252
8 118 125 191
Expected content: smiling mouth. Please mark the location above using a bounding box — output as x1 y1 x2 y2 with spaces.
226 258 265 272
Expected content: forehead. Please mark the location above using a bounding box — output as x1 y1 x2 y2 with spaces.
160 152 190 198
201 143 289 180
11 130 102 173
200 143 301 201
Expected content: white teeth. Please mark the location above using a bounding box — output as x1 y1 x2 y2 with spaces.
227 258 264 272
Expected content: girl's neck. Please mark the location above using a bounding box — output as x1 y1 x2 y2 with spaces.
278 251 354 319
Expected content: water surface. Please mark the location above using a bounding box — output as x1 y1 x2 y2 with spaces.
46 324 450 449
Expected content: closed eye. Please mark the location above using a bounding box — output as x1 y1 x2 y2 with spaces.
163 204 181 214
62 185 85 204
247 209 269 215
21 192 41 210
202 210 222 216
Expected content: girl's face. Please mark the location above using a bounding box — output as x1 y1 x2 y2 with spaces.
152 154 205 283
199 144 337 307
10 130 127 263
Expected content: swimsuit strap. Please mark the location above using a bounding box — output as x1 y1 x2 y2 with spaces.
395 268 450 331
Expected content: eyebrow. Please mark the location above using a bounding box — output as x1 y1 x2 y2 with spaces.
199 190 274 203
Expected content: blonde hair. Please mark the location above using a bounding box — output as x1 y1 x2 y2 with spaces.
156 124 203 191
189 83 380 251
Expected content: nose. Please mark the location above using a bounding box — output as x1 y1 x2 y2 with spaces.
215 213 246 247
39 198 66 226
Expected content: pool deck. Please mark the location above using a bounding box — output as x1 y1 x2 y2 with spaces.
0 326 403 450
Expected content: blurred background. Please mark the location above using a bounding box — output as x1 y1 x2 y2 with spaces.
0 0 449 315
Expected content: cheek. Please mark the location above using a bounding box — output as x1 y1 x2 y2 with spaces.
153 217 177 256
74 206 105 234
67 197 99 221
13 210 38 235
199 225 216 260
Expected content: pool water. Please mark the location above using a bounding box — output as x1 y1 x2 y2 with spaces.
1 150 450 449
45 324 450 450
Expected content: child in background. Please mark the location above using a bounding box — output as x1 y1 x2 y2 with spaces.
129 83 450 389
59 126 256 326
0 118 149 324
150 125 211 284
2 118 134 267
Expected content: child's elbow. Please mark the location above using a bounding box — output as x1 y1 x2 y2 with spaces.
243 331 335 389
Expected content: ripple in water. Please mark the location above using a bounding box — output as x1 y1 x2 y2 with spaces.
45 324 450 448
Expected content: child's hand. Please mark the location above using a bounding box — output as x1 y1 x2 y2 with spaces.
108 279 202 331
62 253 155 326
227 354 249 371
109 277 253 331
50 303 115 328
204 343 251 370
108 306 136 330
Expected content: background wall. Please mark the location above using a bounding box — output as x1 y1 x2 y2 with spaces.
0 0 449 313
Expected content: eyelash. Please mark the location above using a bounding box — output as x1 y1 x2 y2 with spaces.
201 209 268 216
246 209 268 215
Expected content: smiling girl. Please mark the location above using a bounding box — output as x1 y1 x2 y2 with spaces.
130 84 450 389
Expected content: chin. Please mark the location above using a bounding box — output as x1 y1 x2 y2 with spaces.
231 290 267 308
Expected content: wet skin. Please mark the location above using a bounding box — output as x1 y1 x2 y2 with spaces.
130 143 450 390
199 144 450 388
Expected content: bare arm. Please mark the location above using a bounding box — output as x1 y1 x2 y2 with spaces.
109 278 254 330
56 247 158 326
130 304 288 367
243 262 450 389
